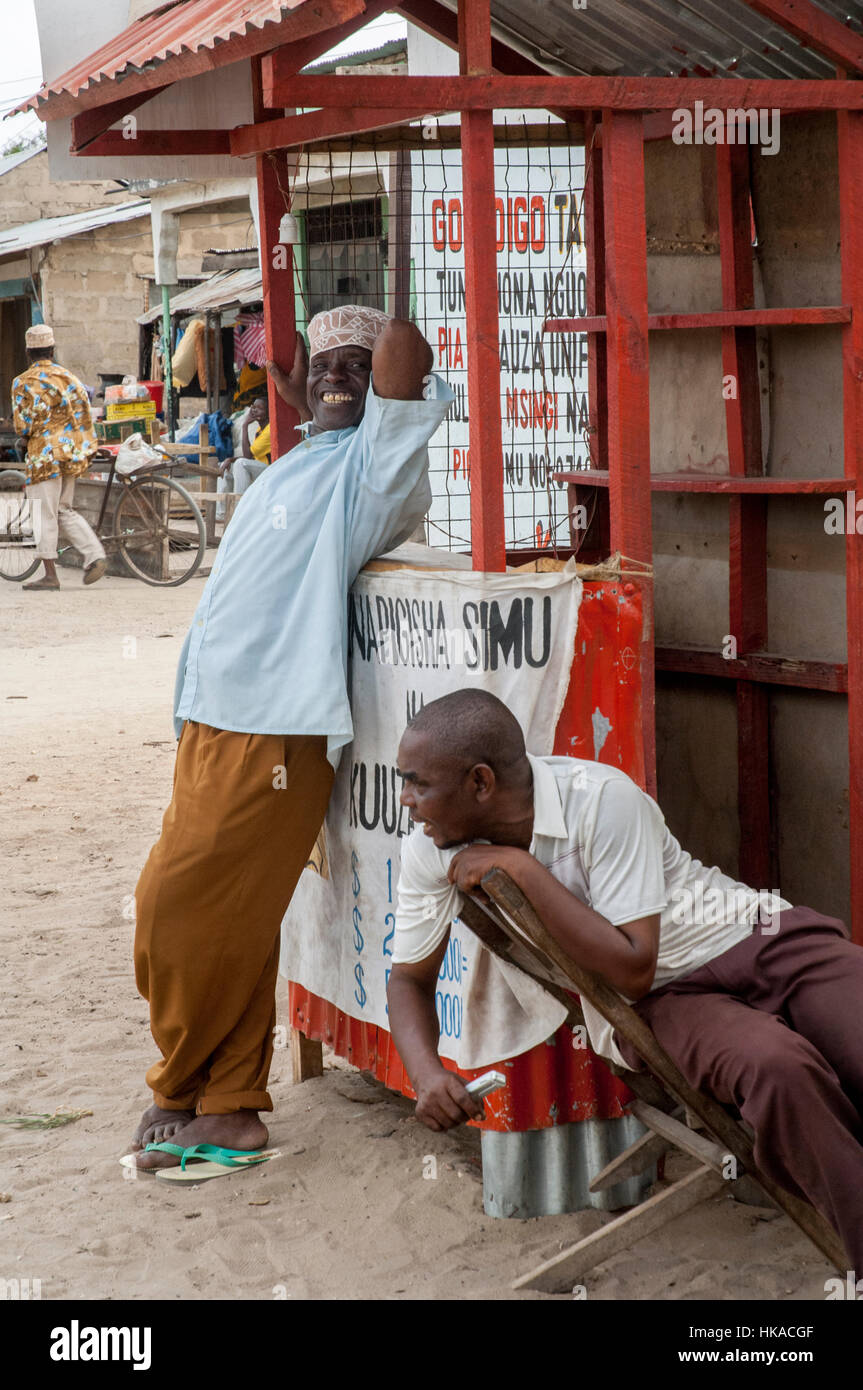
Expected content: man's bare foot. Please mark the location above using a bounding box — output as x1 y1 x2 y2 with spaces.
130 1103 195 1152
133 1109 268 1170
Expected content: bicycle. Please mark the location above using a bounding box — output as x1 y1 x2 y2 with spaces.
0 445 208 587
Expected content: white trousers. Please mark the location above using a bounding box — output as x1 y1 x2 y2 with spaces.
215 458 267 519
25 473 106 565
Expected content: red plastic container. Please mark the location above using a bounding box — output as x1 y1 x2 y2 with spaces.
139 380 164 414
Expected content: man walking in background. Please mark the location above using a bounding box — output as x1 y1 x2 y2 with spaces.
216 394 271 519
12 323 107 591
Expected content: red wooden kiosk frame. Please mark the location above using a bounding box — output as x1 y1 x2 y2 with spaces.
23 0 863 941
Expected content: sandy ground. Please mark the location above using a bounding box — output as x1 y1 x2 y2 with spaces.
0 556 838 1302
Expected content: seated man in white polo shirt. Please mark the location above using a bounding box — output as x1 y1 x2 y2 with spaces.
387 688 863 1272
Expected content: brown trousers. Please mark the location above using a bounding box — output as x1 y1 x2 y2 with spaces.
134 720 333 1115
617 907 863 1271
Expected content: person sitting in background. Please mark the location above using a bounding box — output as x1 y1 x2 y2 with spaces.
216 396 270 519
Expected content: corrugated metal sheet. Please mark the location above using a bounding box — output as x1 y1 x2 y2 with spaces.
0 146 45 181
15 0 863 121
137 267 262 323
19 0 322 111
481 0 862 80
481 1118 651 1217
0 200 150 260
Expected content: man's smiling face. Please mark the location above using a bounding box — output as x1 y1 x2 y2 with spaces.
306 344 372 431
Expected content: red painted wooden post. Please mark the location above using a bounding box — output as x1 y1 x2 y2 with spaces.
252 63 298 461
267 75 863 114
583 113 608 473
601 109 655 792
261 0 395 101
85 130 232 156
232 107 431 155
577 110 610 560
547 308 851 331
458 0 505 572
837 106 863 942
717 142 771 889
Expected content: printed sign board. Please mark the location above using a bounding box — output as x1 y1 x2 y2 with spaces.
280 559 581 1068
410 145 589 551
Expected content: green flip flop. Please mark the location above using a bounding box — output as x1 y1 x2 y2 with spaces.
119 1142 281 1183
146 1141 271 1170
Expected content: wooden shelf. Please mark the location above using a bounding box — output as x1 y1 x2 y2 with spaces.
656 646 848 694
544 306 851 334
553 470 857 494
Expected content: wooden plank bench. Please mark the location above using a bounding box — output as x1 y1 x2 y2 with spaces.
160 424 223 541
457 869 849 1293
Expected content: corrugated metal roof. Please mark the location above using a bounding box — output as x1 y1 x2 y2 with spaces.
137 267 262 323
17 0 328 113
481 0 862 80
13 0 863 122
0 199 150 259
304 36 407 73
0 144 46 180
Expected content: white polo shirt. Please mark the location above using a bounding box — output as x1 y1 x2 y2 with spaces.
392 754 792 1067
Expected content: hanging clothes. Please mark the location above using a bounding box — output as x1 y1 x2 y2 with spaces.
171 318 205 389
232 362 268 410
233 311 267 371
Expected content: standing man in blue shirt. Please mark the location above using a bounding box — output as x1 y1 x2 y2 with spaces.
130 306 453 1171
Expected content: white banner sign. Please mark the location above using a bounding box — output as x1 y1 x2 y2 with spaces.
280 558 581 1067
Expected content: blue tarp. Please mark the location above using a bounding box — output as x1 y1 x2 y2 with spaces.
174 411 234 464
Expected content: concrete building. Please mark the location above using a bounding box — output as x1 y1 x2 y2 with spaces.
0 145 256 403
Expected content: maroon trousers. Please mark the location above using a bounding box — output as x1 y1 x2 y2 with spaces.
617 907 863 1272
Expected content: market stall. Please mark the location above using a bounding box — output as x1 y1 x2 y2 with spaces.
21 0 863 1220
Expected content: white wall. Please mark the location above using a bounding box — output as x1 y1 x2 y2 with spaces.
35 0 130 81
34 1 256 182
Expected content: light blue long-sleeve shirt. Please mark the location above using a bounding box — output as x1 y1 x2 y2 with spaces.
173 373 454 764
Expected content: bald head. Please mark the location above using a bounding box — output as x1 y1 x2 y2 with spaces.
398 690 533 850
405 690 526 776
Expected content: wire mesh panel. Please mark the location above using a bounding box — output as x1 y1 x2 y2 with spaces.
285 126 589 555
410 123 589 554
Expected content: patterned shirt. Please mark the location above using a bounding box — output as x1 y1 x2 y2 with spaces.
11 359 98 484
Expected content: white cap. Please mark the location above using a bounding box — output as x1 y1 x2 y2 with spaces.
25 323 55 349
307 304 390 359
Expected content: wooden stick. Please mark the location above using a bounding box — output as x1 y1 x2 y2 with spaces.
290 1030 324 1084
629 1099 729 1174
479 869 848 1273
513 1166 724 1291
589 1130 669 1192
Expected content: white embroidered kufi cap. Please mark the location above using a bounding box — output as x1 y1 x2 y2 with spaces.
307 304 391 359
25 323 55 348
